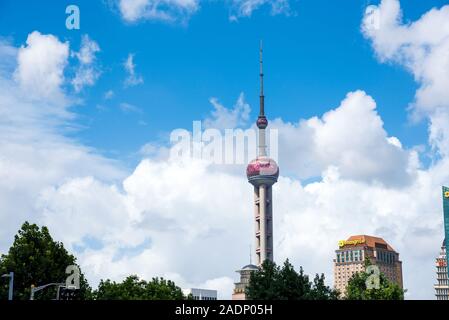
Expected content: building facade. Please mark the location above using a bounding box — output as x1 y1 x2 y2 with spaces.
333 235 403 296
435 239 449 300
442 186 449 277
184 288 217 300
232 264 259 300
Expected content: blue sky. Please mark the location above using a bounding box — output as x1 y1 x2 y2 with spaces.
0 0 444 166
2 0 449 299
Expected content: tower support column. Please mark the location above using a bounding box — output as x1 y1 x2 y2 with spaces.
259 184 267 265
267 186 273 261
254 186 260 265
258 128 267 157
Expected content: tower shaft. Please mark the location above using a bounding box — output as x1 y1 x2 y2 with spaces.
258 128 267 157
254 185 273 265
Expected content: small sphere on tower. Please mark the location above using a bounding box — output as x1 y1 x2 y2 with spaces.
256 116 268 129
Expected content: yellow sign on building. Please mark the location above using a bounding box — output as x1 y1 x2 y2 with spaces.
338 239 365 248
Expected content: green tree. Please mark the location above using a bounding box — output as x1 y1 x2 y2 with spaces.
94 275 186 300
0 222 91 300
277 260 311 299
246 259 338 300
310 273 340 300
345 258 405 300
246 260 279 300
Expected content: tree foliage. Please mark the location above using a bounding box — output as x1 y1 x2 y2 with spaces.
310 273 340 300
94 275 187 300
246 259 339 300
345 258 405 300
0 222 91 300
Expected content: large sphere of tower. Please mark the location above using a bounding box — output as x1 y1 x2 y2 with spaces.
246 156 279 186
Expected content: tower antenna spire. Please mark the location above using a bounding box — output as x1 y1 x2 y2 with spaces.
259 40 264 116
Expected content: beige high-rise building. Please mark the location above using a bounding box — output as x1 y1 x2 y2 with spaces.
333 235 403 296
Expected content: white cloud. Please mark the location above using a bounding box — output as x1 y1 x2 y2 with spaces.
37 158 252 297
14 31 69 100
0 39 18 75
71 35 101 92
104 90 114 100
119 102 143 113
272 90 417 186
72 68 99 93
118 0 199 23
204 92 250 130
115 0 291 23
73 35 100 65
124 53 143 87
229 0 291 20
362 0 449 156
0 31 124 261
275 164 445 300
193 277 235 300
32 141 446 299
200 90 416 186
0 80 438 300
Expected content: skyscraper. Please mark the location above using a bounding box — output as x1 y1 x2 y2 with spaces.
334 235 403 297
435 187 449 300
246 42 279 266
232 43 279 300
434 239 449 300
442 186 449 277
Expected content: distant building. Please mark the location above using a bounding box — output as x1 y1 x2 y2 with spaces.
184 288 217 300
434 239 449 300
232 264 259 300
437 186 449 300
333 235 403 296
441 187 449 277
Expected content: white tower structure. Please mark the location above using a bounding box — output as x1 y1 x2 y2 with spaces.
435 239 449 300
246 42 279 266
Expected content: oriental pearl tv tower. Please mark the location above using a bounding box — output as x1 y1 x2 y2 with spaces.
246 42 279 266
232 43 279 300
